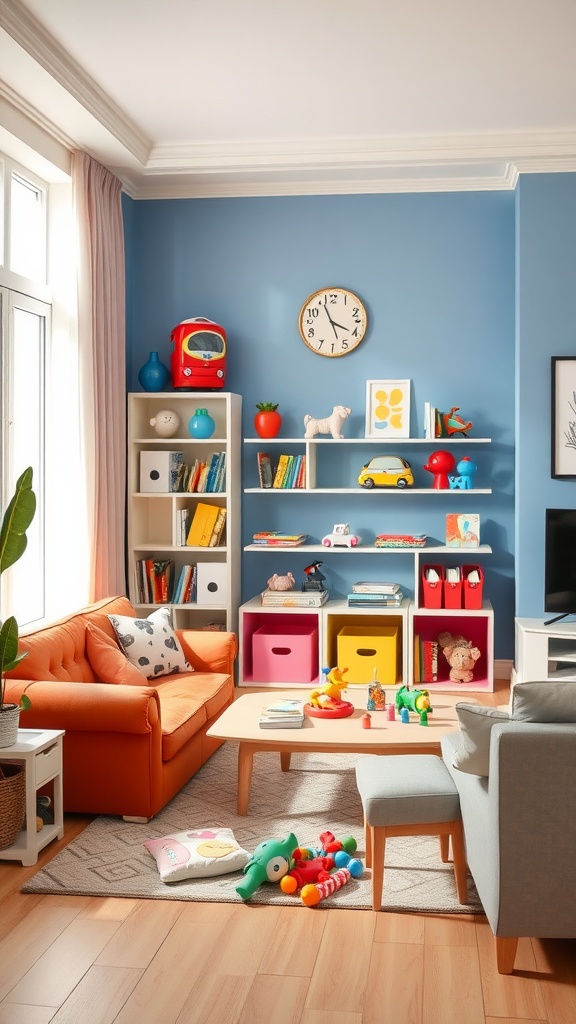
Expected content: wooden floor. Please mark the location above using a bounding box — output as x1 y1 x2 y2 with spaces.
1 680 575 1024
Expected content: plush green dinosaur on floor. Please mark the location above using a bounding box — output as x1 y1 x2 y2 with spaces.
235 833 298 901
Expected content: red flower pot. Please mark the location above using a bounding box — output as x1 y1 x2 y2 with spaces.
254 411 282 438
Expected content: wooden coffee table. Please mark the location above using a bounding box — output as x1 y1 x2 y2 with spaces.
206 689 471 815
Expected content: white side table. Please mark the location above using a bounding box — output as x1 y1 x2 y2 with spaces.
0 729 64 866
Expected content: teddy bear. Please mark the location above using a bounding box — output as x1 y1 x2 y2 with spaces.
438 631 481 683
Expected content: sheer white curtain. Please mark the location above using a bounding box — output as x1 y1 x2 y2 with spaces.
72 151 126 600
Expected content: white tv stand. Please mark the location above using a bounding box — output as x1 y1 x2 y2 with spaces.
515 617 576 683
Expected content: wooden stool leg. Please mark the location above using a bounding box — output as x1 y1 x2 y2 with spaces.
371 826 386 911
439 834 450 862
450 819 468 904
364 817 372 869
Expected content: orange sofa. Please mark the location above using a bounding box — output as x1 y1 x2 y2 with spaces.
5 596 236 820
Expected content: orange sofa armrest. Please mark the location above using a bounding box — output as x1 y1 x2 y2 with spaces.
177 629 237 676
5 679 160 734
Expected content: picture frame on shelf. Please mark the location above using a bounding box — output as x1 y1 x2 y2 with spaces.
365 379 411 439
551 357 576 478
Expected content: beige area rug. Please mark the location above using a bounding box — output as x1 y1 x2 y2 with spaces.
23 744 482 914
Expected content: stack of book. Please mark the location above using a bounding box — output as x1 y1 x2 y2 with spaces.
261 588 328 607
347 581 403 608
257 453 306 489
259 698 305 729
252 532 307 547
186 503 227 547
136 558 176 603
174 452 227 493
172 563 197 604
375 533 427 548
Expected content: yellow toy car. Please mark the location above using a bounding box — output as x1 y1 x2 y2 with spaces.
358 455 414 489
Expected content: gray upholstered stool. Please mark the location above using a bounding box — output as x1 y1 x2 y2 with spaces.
355 754 468 911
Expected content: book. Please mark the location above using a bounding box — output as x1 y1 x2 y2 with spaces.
375 533 427 548
261 698 305 717
272 454 290 488
252 532 307 546
260 589 329 607
446 513 480 547
352 581 401 594
347 590 403 602
186 502 221 546
259 711 305 729
209 507 227 546
257 452 273 489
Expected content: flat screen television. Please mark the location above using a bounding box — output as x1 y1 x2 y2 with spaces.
544 508 576 624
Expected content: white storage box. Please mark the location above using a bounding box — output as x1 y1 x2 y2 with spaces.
197 563 228 605
140 451 183 492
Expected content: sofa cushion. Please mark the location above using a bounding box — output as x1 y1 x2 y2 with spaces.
511 681 576 723
156 672 232 761
85 623 148 686
451 703 509 776
108 606 193 679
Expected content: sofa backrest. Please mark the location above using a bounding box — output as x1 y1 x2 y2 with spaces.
7 595 135 683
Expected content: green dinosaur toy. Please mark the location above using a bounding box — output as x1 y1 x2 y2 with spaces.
395 685 432 725
236 833 297 901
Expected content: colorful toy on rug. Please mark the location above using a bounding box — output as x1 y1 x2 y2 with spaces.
438 631 481 683
395 684 433 725
235 833 297 901
301 867 352 907
306 666 355 719
280 854 335 893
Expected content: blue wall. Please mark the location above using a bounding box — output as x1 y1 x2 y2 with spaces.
515 173 576 617
125 190 517 657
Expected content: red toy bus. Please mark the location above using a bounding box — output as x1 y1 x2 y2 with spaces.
170 317 226 390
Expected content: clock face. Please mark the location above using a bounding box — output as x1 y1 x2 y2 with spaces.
299 288 367 357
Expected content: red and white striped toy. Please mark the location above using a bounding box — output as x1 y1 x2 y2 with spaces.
300 867 351 907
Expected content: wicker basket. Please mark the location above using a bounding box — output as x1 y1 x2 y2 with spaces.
0 762 26 849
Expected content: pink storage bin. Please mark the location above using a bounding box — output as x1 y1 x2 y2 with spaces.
252 623 318 683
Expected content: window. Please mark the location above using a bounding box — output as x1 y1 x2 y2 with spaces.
1 156 49 628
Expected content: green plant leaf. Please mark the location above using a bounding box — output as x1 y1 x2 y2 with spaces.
0 467 36 574
0 616 21 673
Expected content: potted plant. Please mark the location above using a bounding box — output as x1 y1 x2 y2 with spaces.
254 402 282 439
0 467 36 748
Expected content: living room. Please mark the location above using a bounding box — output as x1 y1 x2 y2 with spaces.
1 2 576 1021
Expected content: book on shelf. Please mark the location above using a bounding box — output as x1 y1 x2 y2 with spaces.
260 588 329 607
178 508 191 546
272 454 290 487
445 513 480 547
347 592 403 607
351 581 401 595
413 636 439 684
173 562 196 604
186 502 221 546
208 506 227 547
252 532 307 546
257 452 274 489
375 533 427 548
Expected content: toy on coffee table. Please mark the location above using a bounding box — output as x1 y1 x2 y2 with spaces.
235 833 297 901
395 684 433 725
306 666 355 719
438 631 481 683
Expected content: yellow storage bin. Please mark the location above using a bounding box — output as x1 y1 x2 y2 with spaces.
337 625 400 685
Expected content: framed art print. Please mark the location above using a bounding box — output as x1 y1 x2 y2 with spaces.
552 357 576 478
365 379 411 438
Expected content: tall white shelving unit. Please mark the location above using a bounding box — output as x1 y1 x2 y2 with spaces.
127 392 242 634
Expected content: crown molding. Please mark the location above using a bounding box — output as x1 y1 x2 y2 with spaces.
0 0 151 166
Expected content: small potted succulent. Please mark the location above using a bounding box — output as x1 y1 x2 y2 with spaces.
254 402 282 439
0 467 35 747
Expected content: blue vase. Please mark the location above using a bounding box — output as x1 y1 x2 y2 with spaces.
188 408 215 439
138 351 169 392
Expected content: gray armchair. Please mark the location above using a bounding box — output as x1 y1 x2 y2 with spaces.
442 713 576 973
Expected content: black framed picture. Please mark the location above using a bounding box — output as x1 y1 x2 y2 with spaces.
552 356 576 478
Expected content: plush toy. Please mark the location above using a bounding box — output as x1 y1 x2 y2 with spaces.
235 833 297 901
279 855 334 894
395 685 432 725
438 631 481 683
267 572 295 591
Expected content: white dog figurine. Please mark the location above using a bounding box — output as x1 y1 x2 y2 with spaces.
304 405 352 439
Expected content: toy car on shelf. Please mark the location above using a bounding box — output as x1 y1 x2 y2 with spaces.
358 455 414 489
322 523 360 547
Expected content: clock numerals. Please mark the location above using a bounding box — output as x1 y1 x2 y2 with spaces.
299 288 367 357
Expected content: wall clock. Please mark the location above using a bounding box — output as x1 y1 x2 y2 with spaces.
298 287 368 357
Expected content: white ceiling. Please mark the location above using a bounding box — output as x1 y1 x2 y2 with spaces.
1 0 576 197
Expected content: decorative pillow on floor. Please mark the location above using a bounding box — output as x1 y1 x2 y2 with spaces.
144 827 250 883
451 703 509 777
108 606 193 679
85 623 149 686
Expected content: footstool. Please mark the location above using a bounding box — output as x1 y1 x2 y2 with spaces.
355 754 468 911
